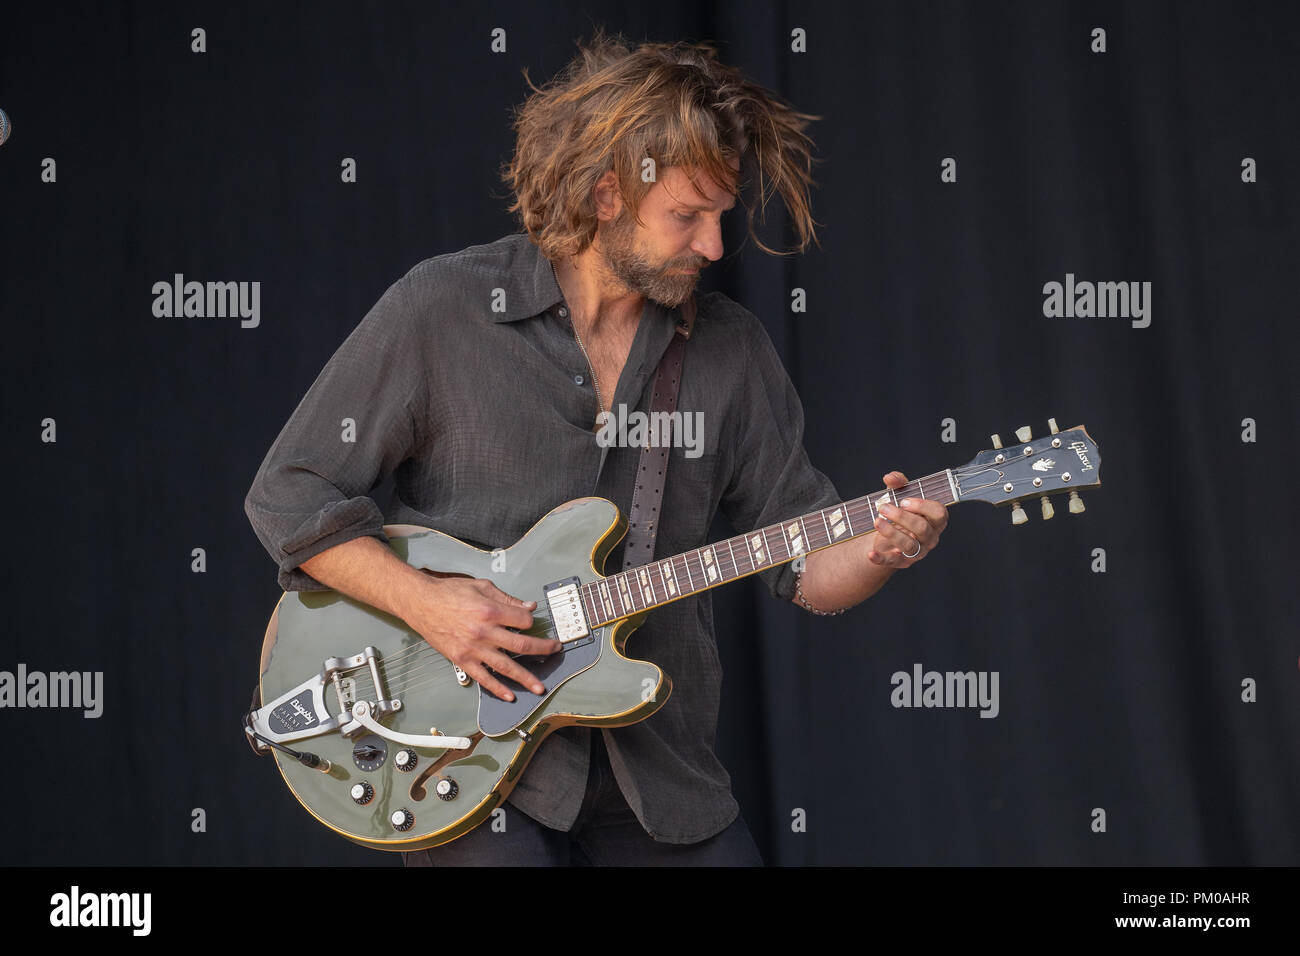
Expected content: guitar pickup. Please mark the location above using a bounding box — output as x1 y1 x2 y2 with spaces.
543 578 590 643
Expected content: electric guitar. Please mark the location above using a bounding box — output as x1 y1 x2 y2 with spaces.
245 420 1102 850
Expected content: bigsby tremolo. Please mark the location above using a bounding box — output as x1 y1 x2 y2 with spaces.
245 645 470 751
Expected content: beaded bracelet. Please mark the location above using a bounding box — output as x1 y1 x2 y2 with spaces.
793 571 847 616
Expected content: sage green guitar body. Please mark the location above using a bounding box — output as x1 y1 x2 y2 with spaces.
256 496 667 851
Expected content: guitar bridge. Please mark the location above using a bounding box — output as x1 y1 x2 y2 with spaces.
246 646 398 746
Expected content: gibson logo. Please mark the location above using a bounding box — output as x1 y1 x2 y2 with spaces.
1070 440 1094 471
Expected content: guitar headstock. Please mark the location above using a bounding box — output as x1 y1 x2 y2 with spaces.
954 419 1101 522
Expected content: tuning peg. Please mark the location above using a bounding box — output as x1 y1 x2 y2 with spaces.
990 434 1003 449
1040 496 1055 520
1011 502 1028 525
1015 425 1033 443
1068 490 1085 514
1048 417 1059 434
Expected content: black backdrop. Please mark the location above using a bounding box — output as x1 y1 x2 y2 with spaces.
1 1 1297 868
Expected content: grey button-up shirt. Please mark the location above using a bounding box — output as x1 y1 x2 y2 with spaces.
244 232 842 843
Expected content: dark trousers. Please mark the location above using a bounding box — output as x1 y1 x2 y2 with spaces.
402 732 763 866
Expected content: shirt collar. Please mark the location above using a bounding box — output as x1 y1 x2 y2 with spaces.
492 233 565 322
493 233 683 336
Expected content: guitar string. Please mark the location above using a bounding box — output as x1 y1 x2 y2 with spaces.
357 606 558 672
345 597 595 698
360 623 563 696
319 595 567 698
325 458 1088 698
340 646 544 699
360 490 986 695
331 615 565 698
379 623 566 696
391 460 1071 648
332 489 916 697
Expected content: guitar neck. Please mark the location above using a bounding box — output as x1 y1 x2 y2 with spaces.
579 469 960 626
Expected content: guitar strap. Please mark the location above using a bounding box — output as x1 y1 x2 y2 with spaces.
620 294 695 572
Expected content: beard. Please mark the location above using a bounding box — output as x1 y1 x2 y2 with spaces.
597 209 705 308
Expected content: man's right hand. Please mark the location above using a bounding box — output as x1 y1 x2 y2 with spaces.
402 576 563 703
298 536 563 704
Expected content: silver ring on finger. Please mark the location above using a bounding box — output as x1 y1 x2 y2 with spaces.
902 537 922 560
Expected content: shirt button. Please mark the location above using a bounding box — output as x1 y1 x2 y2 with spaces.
574 374 585 386
557 306 568 318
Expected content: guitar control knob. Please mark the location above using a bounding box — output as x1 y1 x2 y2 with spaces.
1011 503 1028 525
394 749 418 772
351 735 387 772
391 809 415 832
1068 490 1086 514
350 782 374 806
435 777 459 802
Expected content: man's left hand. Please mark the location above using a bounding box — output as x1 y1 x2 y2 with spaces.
867 471 948 568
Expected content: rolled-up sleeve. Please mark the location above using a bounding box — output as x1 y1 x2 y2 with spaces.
718 314 843 603
244 274 427 591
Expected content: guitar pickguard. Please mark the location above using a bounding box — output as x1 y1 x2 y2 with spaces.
477 628 604 736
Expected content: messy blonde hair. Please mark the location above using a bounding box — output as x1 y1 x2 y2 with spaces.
502 30 822 259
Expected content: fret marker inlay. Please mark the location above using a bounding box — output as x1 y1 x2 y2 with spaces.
786 521 803 555
661 560 678 597
702 547 719 582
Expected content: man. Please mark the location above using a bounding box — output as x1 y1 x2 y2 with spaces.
244 33 947 865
